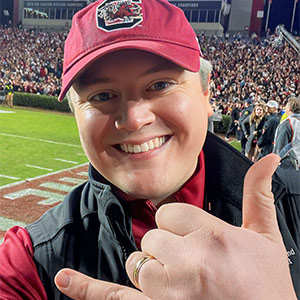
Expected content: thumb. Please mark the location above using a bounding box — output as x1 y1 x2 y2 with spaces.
242 154 282 241
55 269 149 300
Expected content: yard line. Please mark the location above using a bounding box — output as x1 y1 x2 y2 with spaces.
54 158 78 164
0 110 15 114
0 174 20 180
0 133 81 148
26 164 53 171
0 162 88 190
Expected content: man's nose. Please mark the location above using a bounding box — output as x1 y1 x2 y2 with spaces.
115 99 155 131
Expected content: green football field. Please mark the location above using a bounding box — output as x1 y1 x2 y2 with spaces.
0 107 88 187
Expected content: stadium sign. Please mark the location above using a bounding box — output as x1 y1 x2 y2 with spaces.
24 1 87 9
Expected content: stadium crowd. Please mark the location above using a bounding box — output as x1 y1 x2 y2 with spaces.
0 26 299 163
0 26 299 101
0 26 66 96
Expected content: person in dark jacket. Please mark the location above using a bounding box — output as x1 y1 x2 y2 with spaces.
237 98 253 153
2 80 14 107
241 102 266 161
0 1 298 300
257 100 280 159
225 100 241 141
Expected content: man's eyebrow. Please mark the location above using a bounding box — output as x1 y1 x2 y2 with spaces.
78 76 112 87
141 62 182 77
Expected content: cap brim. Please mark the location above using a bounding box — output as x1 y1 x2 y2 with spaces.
58 40 200 101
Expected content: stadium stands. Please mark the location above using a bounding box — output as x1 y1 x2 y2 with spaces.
0 26 299 104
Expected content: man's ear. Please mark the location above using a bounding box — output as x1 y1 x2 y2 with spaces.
204 74 213 117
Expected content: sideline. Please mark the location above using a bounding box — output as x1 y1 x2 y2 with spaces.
0 132 82 148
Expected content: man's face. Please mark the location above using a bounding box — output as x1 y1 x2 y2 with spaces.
285 104 291 115
70 50 212 204
267 106 276 114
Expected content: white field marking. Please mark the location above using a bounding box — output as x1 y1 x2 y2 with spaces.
0 238 3 245
4 188 65 205
26 164 53 171
59 177 86 185
0 162 89 190
54 158 78 164
0 110 15 114
0 216 27 232
40 182 75 192
0 174 20 180
77 171 89 177
0 133 81 148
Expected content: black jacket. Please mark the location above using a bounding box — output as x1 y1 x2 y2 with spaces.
257 113 280 158
26 132 300 299
242 115 266 154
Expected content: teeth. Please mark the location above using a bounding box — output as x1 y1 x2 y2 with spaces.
140 142 149 152
154 137 160 147
120 136 167 154
148 139 154 150
133 145 141 153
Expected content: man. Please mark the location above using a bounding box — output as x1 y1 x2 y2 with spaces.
2 80 14 108
0 1 299 299
225 100 241 141
274 97 300 169
257 100 280 159
237 98 253 153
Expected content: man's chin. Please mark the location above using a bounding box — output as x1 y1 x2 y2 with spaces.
120 187 175 206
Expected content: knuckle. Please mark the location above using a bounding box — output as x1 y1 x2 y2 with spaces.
73 280 89 300
106 286 125 300
141 228 160 248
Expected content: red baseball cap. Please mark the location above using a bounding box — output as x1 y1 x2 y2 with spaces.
58 0 202 101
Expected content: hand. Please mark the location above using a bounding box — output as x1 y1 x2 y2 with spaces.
55 154 297 300
125 154 296 300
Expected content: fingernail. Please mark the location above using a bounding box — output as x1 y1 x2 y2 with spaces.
56 271 70 288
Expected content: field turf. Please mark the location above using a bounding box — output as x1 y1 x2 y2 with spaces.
0 107 88 187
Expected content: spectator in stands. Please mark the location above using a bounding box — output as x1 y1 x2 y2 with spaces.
257 100 280 159
274 96 300 169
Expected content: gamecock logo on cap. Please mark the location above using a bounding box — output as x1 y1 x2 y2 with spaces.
97 0 143 32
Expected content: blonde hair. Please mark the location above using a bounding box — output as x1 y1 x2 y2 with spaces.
250 103 265 126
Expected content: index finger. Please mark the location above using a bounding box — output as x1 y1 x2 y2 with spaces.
55 269 149 300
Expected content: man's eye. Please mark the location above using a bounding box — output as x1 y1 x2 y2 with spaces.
148 82 171 91
90 92 114 102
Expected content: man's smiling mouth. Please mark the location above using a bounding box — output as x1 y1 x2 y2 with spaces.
119 136 169 154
